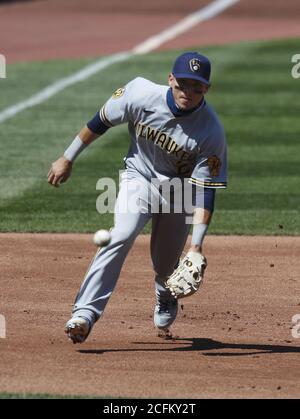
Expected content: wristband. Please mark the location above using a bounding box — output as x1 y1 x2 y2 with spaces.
63 135 86 162
191 223 208 247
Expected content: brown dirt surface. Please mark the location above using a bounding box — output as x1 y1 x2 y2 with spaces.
1 0 299 63
1 233 300 398
161 0 300 51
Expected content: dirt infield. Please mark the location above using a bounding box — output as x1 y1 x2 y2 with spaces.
1 0 300 62
1 234 300 398
161 0 300 51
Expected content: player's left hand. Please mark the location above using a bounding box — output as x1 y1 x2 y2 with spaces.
165 251 207 299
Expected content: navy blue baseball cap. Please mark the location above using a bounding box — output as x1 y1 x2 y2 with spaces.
172 52 211 86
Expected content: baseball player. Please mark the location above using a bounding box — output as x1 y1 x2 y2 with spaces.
48 52 227 344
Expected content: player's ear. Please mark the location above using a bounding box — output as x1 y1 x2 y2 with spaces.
168 74 174 86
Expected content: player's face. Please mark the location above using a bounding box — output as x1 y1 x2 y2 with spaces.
168 74 208 110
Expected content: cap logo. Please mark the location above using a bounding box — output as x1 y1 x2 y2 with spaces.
189 58 202 73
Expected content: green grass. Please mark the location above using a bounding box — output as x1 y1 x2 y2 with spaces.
0 392 118 399
0 39 299 234
0 392 88 399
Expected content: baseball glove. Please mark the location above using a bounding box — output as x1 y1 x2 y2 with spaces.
165 251 207 299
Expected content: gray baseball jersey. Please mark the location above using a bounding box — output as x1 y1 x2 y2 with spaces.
100 77 227 189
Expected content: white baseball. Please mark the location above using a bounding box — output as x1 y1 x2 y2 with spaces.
93 229 111 247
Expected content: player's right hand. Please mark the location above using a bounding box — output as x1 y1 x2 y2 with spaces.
47 156 73 187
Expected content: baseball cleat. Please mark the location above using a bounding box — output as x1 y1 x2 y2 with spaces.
65 317 91 344
154 295 178 330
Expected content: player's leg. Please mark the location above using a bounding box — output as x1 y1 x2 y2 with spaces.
150 211 191 330
66 172 152 343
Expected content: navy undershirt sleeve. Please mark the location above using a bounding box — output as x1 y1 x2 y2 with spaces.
194 187 216 212
87 111 110 135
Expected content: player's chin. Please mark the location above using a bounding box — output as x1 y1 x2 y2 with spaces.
179 102 194 111
178 98 194 110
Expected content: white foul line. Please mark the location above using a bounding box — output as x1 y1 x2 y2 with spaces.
133 0 240 54
0 52 132 123
0 0 239 124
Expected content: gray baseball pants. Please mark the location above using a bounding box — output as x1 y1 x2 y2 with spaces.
72 169 191 326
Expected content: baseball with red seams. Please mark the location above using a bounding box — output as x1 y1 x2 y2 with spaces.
93 229 111 247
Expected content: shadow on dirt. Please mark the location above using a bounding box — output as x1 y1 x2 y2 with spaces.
78 337 300 357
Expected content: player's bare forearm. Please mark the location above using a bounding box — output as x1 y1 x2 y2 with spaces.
78 125 99 145
188 208 213 253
